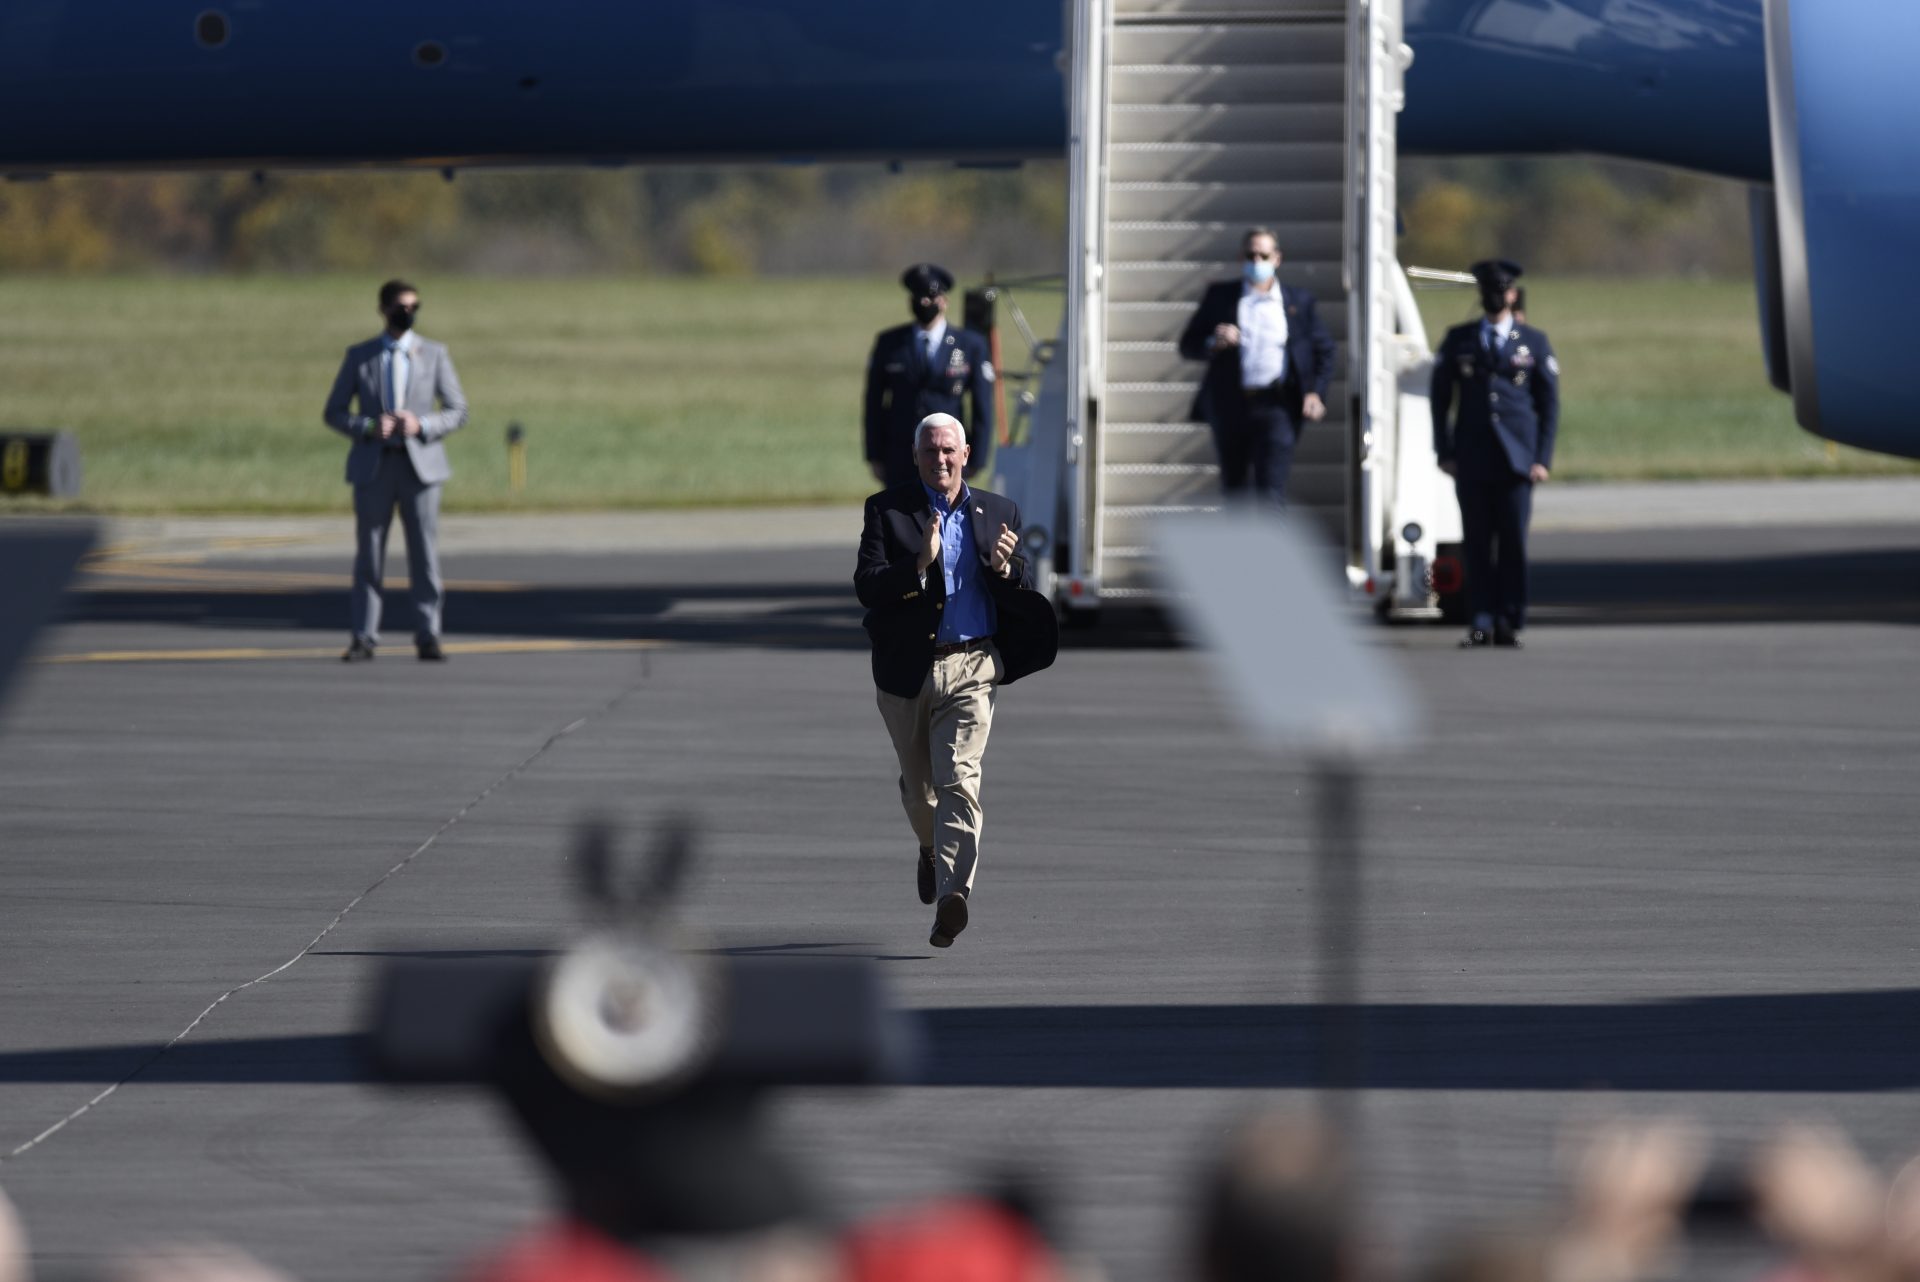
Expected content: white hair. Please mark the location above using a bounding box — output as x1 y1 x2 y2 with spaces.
913 413 966 452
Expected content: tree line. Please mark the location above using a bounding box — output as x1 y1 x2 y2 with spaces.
0 157 1748 278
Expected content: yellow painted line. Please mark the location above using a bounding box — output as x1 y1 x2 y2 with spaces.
43 639 660 665
86 534 325 564
207 534 327 551
80 560 527 592
84 540 151 561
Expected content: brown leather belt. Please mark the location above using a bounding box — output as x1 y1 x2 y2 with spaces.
930 638 988 658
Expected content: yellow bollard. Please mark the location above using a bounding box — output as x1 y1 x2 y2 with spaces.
1 439 26 492
507 423 527 494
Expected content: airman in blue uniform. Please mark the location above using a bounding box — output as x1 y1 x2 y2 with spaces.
1431 259 1559 648
864 263 996 490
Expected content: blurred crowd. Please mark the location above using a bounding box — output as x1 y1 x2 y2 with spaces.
5 1115 1919 1282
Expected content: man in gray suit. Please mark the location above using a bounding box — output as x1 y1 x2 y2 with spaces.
323 279 469 662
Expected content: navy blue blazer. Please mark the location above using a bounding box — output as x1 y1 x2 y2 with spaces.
863 324 997 489
854 483 1058 699
1177 280 1337 424
1431 321 1561 480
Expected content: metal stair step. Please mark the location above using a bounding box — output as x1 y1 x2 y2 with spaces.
1108 259 1344 302
1099 515 1344 561
1096 523 1346 592
1105 420 1349 465
1110 102 1346 144
1109 179 1344 223
1109 23 1344 64
1100 463 1223 506
1111 141 1345 182
1099 501 1346 534
1116 0 1346 19
1099 497 1347 585
1101 458 1345 505
1106 341 1349 386
1104 422 1220 465
1111 64 1345 106
1110 219 1342 262
1109 298 1349 341
1106 377 1349 421
1101 491 1346 533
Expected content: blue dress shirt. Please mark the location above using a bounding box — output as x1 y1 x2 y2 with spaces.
923 482 997 644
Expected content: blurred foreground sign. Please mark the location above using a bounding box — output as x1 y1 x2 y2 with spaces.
1155 511 1421 756
0 524 93 712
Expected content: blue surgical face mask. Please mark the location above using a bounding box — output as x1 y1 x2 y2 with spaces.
1243 258 1276 285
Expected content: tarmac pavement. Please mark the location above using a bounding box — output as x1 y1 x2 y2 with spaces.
1 481 1917 1282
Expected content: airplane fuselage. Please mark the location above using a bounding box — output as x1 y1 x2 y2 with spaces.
0 1 1769 181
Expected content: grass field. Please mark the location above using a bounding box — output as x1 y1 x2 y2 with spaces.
0 273 1910 515
1421 276 1920 482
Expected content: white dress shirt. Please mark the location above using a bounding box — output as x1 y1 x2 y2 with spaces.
1237 282 1289 388
380 331 416 414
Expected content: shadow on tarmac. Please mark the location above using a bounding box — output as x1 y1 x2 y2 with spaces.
59 539 1920 651
6 988 1913 1090
919 987 1920 1089
1533 546 1920 626
65 583 870 650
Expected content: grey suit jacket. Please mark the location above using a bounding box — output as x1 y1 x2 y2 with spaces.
323 335 470 486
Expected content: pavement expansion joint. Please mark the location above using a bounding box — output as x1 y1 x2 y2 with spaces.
0 668 650 1165
42 638 663 664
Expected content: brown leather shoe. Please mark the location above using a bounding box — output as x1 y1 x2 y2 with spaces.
929 892 969 948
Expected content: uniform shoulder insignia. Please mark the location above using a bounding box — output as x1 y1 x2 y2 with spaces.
1546 354 1560 375
980 360 995 382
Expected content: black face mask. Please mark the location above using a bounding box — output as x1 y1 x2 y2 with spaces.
387 308 416 333
911 299 941 325
1479 286 1510 315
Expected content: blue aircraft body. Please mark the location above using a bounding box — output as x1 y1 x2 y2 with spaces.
0 0 1911 457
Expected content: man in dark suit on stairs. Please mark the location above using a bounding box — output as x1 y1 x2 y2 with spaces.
1178 226 1337 508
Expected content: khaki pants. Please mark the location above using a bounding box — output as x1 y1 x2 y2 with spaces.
876 644 1002 900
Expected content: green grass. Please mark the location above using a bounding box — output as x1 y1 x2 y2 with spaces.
1422 277 1920 481
0 273 1909 516
0 274 922 515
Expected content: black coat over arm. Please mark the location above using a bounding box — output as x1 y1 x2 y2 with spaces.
854 483 1059 699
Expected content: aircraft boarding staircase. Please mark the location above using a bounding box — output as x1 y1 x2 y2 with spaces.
1051 0 1410 613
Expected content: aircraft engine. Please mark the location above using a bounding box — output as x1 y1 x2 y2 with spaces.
1756 0 1920 459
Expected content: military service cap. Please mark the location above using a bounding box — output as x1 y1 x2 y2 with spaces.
901 263 956 297
1469 258 1524 290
